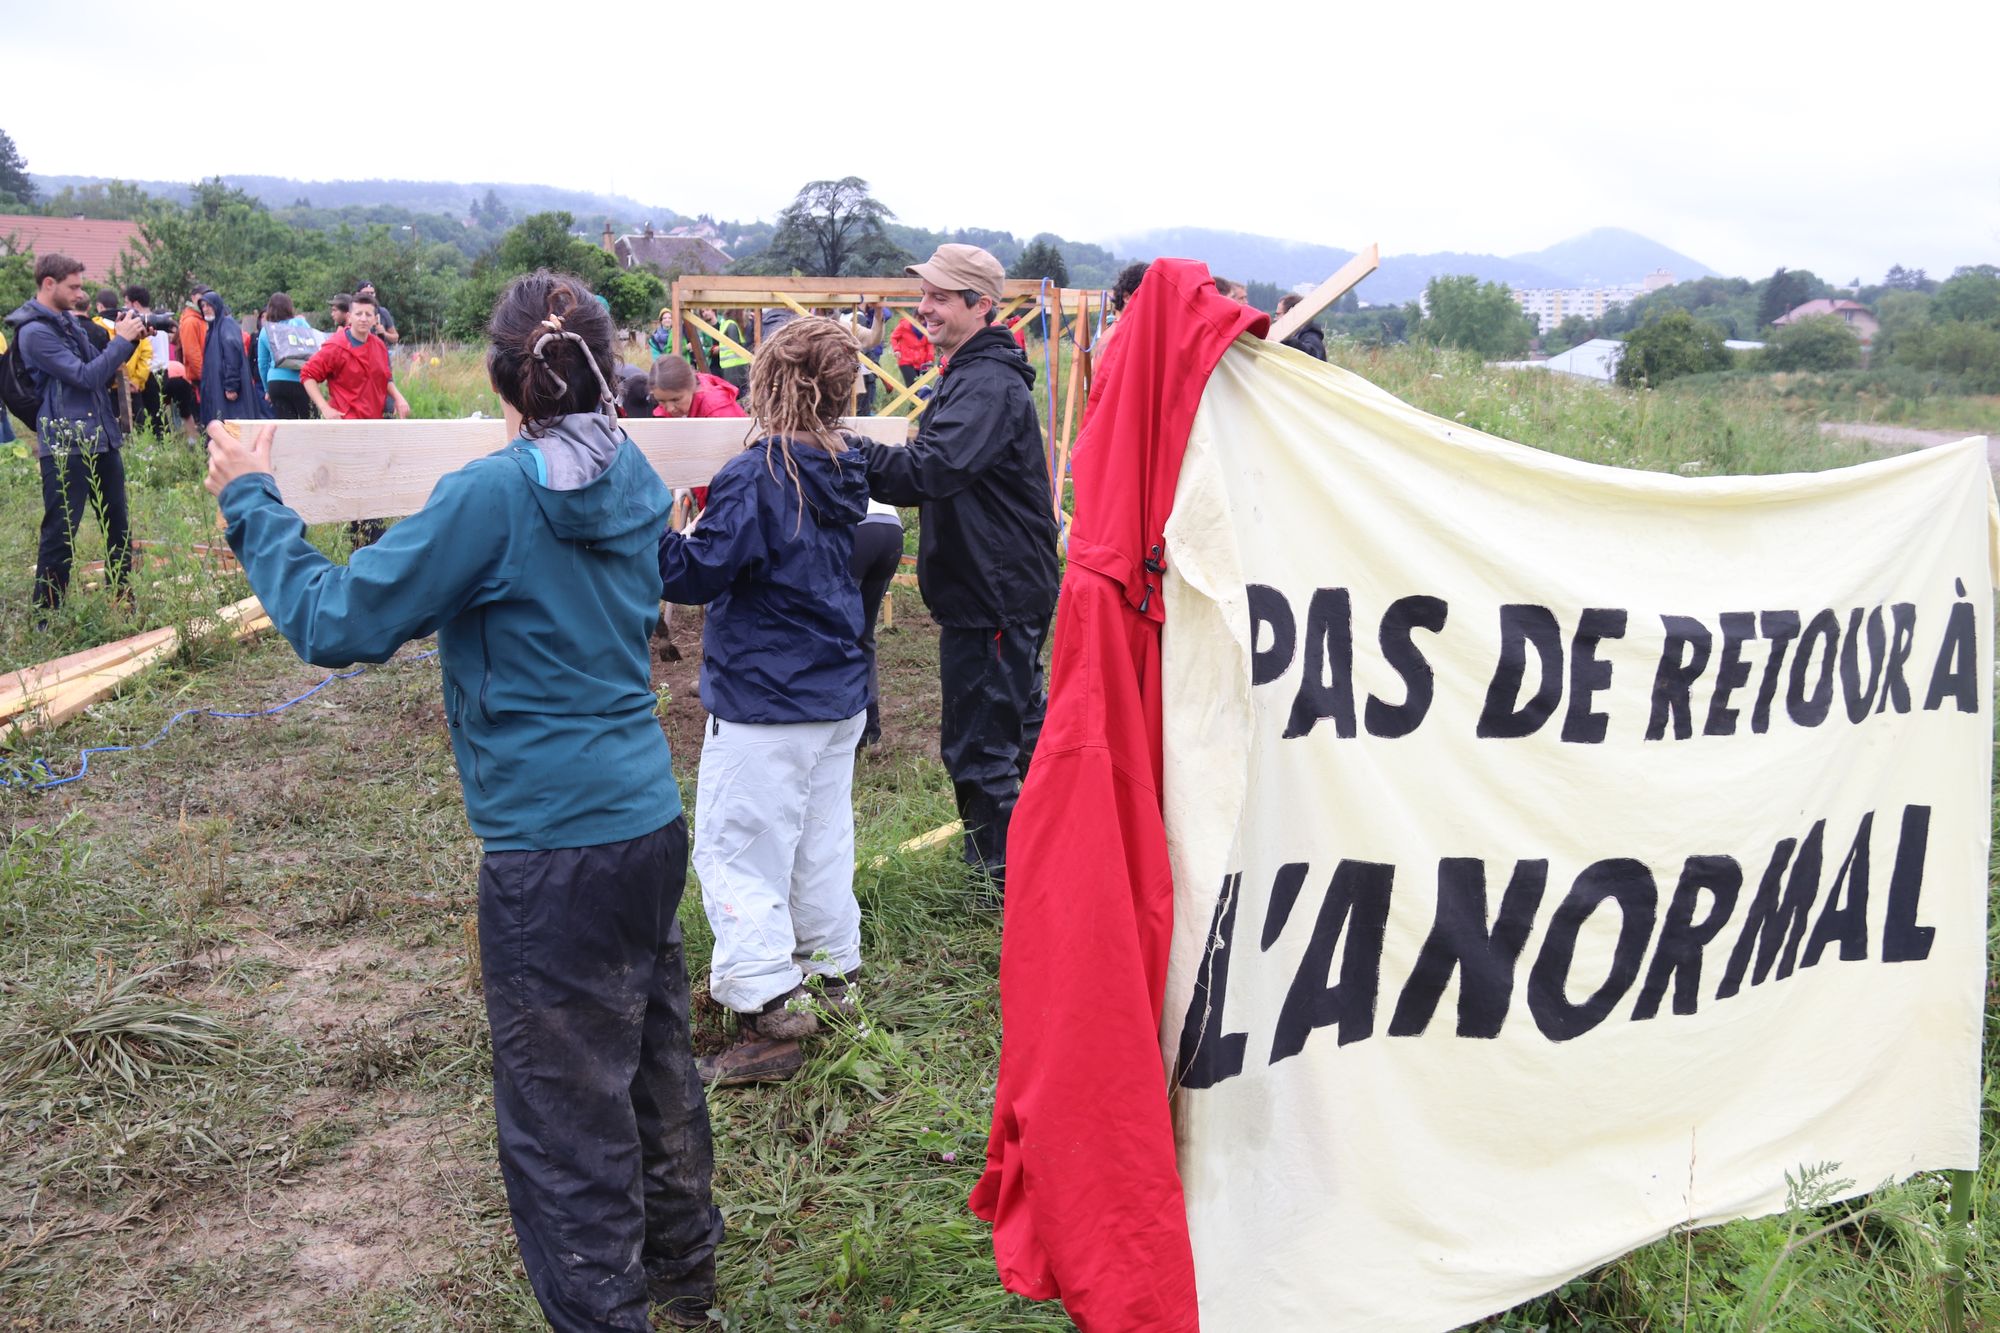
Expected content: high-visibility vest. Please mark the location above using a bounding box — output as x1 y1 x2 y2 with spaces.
716 319 751 369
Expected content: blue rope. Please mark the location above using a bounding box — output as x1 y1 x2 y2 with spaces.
3 649 439 792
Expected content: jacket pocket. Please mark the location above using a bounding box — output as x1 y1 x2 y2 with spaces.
446 680 487 794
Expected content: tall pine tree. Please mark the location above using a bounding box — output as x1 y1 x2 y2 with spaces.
0 130 34 210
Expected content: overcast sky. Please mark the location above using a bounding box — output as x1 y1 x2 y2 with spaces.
9 0 1994 283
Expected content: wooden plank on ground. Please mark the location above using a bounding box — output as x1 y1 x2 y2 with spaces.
227 416 911 525
1268 244 1381 345
0 596 269 742
0 628 179 717
0 645 178 743
865 819 964 869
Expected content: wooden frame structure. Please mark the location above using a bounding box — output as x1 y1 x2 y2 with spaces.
671 277 1068 420
672 277 1114 525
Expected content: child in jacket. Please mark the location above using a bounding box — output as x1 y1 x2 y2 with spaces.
656 317 872 1086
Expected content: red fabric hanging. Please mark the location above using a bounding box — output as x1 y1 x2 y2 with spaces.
970 261 1267 1333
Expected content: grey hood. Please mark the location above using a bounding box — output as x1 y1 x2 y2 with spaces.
531 411 624 491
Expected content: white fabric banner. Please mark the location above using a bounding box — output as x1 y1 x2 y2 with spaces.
1159 338 1994 1332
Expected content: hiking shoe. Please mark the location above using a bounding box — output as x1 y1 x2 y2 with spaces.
653 1295 714 1328
813 970 862 1020
697 1034 804 1087
749 985 820 1040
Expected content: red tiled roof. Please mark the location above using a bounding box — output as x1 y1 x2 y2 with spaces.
1773 298 1875 325
0 215 145 283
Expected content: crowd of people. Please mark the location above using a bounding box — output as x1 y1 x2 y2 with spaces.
6 238 1334 1330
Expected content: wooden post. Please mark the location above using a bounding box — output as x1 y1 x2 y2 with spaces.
1268 244 1381 345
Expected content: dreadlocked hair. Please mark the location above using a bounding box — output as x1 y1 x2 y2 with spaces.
748 317 859 535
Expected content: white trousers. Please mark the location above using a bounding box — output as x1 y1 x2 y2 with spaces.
693 710 867 1014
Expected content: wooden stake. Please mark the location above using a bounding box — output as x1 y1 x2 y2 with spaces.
865 819 964 869
1268 244 1381 345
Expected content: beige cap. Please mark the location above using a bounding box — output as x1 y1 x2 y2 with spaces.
906 243 1005 303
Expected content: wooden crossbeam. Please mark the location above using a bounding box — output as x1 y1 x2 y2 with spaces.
224 416 910 525
1268 244 1381 344
675 276 1047 301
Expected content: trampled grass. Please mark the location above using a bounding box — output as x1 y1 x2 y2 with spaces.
0 345 1990 1331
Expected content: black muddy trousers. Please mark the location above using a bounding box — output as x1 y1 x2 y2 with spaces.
477 816 724 1332
937 617 1050 885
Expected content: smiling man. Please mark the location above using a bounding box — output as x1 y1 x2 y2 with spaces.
863 244 1058 896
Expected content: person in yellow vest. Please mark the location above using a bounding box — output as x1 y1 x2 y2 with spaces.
93 290 154 427
707 308 752 400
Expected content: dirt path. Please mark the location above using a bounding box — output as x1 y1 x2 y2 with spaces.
1818 421 1996 463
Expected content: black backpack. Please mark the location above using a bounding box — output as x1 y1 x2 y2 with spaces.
0 314 40 433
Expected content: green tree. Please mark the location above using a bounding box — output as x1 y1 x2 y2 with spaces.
1413 275 1533 359
1755 267 1815 328
1011 237 1068 287
756 177 906 277
1614 309 1731 387
1764 314 1862 372
1543 314 1597 356
1930 269 2000 325
1872 290 1933 359
491 211 616 286
602 268 667 328
40 179 161 220
0 248 35 313
0 130 33 210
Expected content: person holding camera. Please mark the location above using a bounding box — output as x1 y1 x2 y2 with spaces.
4 253 144 613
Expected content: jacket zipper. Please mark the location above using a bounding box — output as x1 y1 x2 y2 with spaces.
447 682 486 794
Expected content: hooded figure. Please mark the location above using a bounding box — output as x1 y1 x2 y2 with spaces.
197 292 271 425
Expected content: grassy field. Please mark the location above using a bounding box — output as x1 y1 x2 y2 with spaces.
0 343 1991 1331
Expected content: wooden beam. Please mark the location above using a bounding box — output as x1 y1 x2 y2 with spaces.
1267 244 1380 345
675 276 1046 300
0 628 179 717
229 416 911 525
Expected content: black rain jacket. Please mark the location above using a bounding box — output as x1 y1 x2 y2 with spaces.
864 325 1058 628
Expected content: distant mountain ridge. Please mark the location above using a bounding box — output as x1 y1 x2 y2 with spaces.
1106 225 1717 303
31 173 1717 301
32 174 683 230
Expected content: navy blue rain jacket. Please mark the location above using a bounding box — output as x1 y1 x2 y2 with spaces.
198 293 271 426
5 298 134 455
658 434 871 724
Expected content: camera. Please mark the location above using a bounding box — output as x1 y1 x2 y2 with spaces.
122 309 178 333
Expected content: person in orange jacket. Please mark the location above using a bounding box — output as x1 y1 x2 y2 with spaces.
890 313 933 396
175 288 210 442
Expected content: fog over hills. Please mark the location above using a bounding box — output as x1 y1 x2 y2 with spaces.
31 173 1719 303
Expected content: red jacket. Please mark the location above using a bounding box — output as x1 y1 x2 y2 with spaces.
968 261 1265 1333
890 318 933 370
299 331 392 419
652 371 746 420
655 372 746 508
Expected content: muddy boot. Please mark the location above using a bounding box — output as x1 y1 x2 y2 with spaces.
813 969 863 1021
696 1030 804 1086
749 984 820 1040
653 1295 714 1328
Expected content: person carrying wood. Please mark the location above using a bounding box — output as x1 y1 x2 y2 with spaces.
203 269 723 1331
